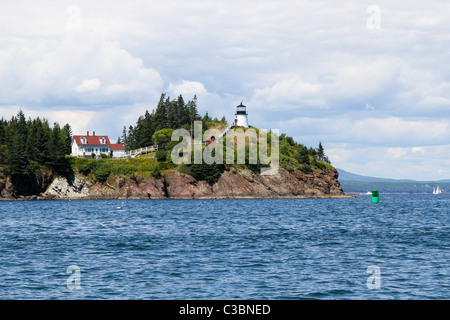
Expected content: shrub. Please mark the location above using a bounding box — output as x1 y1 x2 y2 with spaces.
152 166 162 179
165 140 179 151
156 150 167 162
300 164 313 174
115 165 134 175
100 153 108 159
285 165 294 173
177 164 192 175
76 160 92 176
312 159 326 170
189 162 225 185
93 161 111 183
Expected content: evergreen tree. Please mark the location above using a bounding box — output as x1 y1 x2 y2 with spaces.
121 126 128 150
124 94 224 150
317 142 325 161
296 145 310 164
154 94 169 131
7 129 32 178
61 124 72 155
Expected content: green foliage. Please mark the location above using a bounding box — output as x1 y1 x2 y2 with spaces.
295 145 310 165
124 94 201 150
300 164 313 174
73 157 141 178
100 153 108 159
152 128 174 146
0 111 72 177
177 164 192 175
124 93 227 151
76 158 93 176
285 166 294 173
165 140 179 151
312 158 327 170
93 161 111 183
151 166 162 179
189 161 225 185
317 141 325 161
155 150 167 162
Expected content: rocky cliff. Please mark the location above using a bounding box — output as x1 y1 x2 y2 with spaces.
0 166 349 200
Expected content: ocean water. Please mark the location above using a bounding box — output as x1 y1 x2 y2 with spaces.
0 194 448 300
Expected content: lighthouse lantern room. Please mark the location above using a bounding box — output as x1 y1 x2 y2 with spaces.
235 101 249 128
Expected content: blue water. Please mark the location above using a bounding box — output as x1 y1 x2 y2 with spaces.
0 194 448 300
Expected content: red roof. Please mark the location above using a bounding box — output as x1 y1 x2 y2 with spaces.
110 143 125 150
73 134 112 146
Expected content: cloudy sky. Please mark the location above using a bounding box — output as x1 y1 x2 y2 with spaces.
1 0 450 180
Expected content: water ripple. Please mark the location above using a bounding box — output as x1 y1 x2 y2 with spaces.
0 195 448 299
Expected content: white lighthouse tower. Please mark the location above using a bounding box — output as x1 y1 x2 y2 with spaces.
234 101 249 128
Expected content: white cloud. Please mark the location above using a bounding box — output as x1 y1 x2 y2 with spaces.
2 0 450 179
0 106 95 137
75 79 101 93
412 147 425 155
0 28 163 106
167 80 208 97
250 75 328 110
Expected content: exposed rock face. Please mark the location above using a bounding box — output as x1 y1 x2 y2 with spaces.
0 166 349 200
0 169 54 200
44 174 92 199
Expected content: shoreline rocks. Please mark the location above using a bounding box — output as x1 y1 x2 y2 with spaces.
0 167 353 200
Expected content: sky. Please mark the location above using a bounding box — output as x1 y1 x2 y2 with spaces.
1 0 450 180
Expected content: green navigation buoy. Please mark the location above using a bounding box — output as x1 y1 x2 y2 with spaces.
372 190 379 203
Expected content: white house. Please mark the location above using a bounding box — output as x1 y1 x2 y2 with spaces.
71 131 125 158
110 143 126 158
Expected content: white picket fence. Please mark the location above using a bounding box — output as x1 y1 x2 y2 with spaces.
125 145 159 158
217 124 234 139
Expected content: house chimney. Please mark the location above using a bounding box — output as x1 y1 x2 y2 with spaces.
87 131 89 136
93 131 95 136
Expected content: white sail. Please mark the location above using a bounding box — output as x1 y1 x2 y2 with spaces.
433 186 442 194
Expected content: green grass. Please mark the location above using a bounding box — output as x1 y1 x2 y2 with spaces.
71 154 180 181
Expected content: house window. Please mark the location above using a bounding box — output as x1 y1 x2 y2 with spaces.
101 137 106 144
82 137 87 144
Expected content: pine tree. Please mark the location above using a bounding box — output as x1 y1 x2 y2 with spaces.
61 123 72 155
121 126 128 150
317 142 325 161
7 129 32 178
296 145 310 164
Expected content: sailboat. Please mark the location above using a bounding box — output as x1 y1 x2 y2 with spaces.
432 186 442 194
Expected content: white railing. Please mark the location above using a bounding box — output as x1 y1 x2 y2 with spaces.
218 124 234 139
125 145 159 158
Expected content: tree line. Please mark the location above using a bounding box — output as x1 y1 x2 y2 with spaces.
121 93 226 151
0 110 72 178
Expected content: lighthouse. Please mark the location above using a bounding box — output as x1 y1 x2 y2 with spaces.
234 101 249 128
